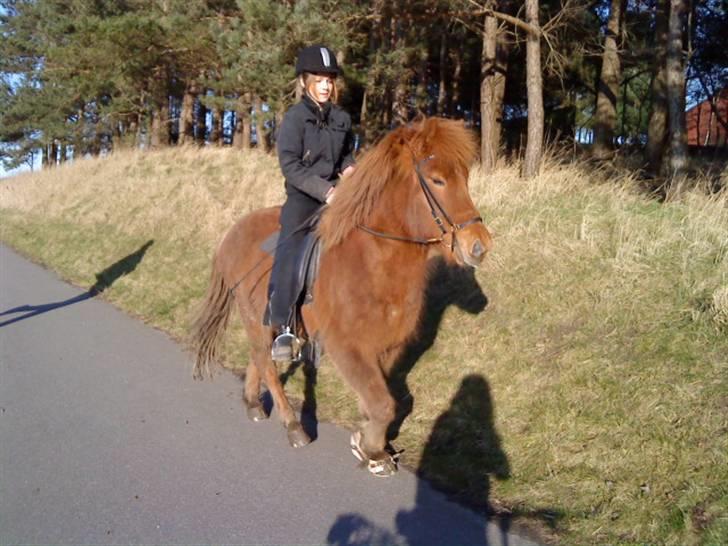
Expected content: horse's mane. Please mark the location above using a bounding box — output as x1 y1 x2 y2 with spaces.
318 117 478 249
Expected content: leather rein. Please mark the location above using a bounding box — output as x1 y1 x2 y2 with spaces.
357 155 483 251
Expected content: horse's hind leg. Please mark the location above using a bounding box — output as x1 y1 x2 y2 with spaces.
250 344 311 448
243 357 267 422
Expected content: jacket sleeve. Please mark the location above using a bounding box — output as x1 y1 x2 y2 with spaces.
339 113 356 172
277 110 334 203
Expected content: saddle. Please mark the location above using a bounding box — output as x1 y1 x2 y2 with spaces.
261 227 323 366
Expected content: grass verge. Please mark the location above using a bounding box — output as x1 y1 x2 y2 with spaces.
1 146 726 544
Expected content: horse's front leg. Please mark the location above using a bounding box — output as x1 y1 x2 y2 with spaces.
328 345 398 477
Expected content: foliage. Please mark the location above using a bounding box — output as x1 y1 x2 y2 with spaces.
1 0 727 170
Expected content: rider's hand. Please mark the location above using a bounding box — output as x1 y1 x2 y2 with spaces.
341 165 355 178
325 187 336 204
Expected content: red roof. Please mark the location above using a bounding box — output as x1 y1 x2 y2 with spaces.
686 88 728 147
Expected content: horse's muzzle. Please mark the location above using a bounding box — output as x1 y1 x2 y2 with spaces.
455 227 492 268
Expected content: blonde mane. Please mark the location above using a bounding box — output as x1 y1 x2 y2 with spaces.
318 117 478 249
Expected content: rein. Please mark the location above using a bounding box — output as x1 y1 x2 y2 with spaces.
357 154 482 250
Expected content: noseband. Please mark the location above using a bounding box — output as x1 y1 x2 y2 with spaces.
357 155 483 251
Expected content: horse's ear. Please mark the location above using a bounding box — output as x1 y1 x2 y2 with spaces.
396 125 416 147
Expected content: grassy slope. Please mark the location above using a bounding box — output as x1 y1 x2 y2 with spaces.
1 146 726 545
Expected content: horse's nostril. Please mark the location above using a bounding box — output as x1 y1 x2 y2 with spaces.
471 239 485 258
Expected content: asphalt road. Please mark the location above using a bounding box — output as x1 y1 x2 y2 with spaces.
0 243 540 546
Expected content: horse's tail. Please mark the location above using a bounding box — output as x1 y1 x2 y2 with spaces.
190 256 233 380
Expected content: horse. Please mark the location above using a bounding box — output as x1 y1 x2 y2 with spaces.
190 117 493 477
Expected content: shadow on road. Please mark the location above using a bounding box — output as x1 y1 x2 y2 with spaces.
277 357 319 442
326 374 517 546
0 240 154 328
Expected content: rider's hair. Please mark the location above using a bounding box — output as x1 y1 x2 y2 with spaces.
298 72 339 104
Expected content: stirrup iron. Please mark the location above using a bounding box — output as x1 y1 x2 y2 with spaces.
271 327 300 363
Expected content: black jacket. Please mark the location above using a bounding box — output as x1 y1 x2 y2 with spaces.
276 95 355 203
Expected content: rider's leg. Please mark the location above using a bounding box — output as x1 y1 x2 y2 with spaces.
268 190 321 361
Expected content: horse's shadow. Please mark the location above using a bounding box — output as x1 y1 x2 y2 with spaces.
327 373 561 545
387 257 489 442
0 240 154 328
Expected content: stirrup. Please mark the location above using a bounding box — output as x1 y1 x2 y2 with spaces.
271 327 298 362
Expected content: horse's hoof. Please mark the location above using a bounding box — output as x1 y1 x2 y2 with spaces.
246 403 268 422
366 456 398 477
350 431 398 477
286 421 311 448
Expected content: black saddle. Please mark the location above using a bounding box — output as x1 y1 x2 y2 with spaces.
261 229 322 306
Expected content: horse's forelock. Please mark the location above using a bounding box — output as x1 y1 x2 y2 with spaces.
414 118 478 172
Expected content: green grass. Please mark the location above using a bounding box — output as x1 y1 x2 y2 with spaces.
1 146 726 545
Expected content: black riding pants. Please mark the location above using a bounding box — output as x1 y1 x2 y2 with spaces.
268 188 323 328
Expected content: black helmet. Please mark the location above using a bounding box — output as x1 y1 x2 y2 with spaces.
295 45 340 76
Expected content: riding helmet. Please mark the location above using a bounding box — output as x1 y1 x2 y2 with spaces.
295 45 340 76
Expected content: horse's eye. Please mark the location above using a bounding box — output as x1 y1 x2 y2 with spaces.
432 178 446 187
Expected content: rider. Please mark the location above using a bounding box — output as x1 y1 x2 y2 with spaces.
268 44 356 362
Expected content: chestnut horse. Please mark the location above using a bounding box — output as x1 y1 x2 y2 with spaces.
191 117 492 477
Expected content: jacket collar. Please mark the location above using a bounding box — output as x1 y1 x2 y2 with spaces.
302 94 332 124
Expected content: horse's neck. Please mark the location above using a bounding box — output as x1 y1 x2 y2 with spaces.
351 202 431 295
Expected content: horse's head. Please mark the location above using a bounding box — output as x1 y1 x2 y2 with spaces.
399 118 493 268
319 117 492 268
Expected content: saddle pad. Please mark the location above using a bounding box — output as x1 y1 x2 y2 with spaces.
261 231 280 256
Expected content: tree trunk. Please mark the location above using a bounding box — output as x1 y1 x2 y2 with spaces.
392 77 409 125
135 115 143 149
666 0 688 179
150 95 170 149
127 116 139 149
480 12 508 173
253 96 270 152
179 82 197 145
645 0 670 176
150 107 162 149
523 0 543 178
415 44 429 115
450 49 463 117
336 50 347 99
50 141 58 167
111 121 121 152
437 29 448 116
593 0 624 158
233 93 252 150
360 88 369 139
160 94 170 147
74 105 85 156
391 19 409 125
210 106 222 145
195 95 208 144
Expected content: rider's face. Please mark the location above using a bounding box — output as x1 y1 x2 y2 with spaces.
306 73 336 104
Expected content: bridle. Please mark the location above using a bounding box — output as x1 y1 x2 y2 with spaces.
357 154 483 251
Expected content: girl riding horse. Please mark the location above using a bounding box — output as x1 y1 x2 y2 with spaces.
192 96 492 479
269 44 355 363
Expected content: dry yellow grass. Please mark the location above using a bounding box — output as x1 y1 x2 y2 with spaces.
1 146 726 545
